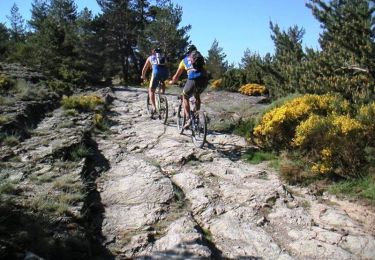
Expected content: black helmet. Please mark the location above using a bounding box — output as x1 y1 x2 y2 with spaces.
154 47 162 53
185 44 197 55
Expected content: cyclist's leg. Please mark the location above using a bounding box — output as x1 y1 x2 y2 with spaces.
196 94 201 111
182 79 195 128
161 81 166 94
195 76 208 111
160 68 168 94
149 73 159 112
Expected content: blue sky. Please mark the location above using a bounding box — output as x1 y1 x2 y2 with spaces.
0 0 322 64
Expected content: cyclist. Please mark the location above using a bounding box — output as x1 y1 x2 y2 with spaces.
169 44 208 128
141 47 169 117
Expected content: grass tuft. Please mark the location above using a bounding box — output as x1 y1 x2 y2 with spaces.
243 149 278 165
69 143 93 161
0 182 17 195
233 118 256 140
2 135 20 146
329 174 375 201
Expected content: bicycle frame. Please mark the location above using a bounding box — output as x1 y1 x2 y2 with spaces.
147 81 168 124
176 94 207 148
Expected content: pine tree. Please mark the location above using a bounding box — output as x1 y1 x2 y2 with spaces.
27 0 90 86
7 3 25 43
140 0 191 70
305 0 375 103
29 0 49 31
240 49 267 84
75 8 106 84
50 0 77 25
206 39 228 80
0 23 9 60
264 22 305 98
97 0 151 83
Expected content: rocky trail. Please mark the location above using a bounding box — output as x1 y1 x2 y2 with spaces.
94 87 374 259
1 86 374 259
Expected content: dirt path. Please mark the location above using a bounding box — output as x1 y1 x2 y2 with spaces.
95 86 375 259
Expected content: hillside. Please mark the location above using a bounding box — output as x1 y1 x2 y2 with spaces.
1 83 374 259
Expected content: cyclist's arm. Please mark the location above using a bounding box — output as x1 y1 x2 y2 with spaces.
141 58 151 80
170 60 186 83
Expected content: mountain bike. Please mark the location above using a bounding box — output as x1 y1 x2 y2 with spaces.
176 94 207 148
146 81 168 124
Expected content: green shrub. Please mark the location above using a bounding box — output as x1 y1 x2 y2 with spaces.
221 69 246 92
357 102 375 146
58 65 87 86
233 118 256 140
48 80 73 96
0 74 15 93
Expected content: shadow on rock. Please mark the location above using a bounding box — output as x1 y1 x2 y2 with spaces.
80 138 114 259
0 201 114 260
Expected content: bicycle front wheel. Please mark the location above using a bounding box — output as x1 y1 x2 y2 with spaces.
176 102 185 134
159 95 168 124
191 111 207 148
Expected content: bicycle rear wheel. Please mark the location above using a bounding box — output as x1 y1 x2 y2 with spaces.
159 95 168 124
146 92 152 115
191 111 207 148
176 101 185 134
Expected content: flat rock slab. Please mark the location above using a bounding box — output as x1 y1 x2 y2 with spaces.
96 86 375 259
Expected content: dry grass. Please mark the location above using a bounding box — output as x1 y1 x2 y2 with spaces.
279 153 312 185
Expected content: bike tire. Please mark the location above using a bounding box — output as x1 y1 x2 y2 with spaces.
176 102 185 134
192 111 207 148
159 96 168 124
146 92 152 115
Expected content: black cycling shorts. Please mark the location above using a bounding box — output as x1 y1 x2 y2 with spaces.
182 77 208 97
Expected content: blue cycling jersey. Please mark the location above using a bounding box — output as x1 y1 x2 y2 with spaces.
149 54 167 74
182 56 204 79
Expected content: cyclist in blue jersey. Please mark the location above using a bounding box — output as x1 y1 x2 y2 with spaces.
170 44 208 128
141 48 169 115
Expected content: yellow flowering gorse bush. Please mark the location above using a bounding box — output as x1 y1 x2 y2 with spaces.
332 115 363 135
357 102 375 145
239 83 267 96
62 94 104 111
311 163 333 175
211 79 222 89
254 94 350 148
253 94 372 178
